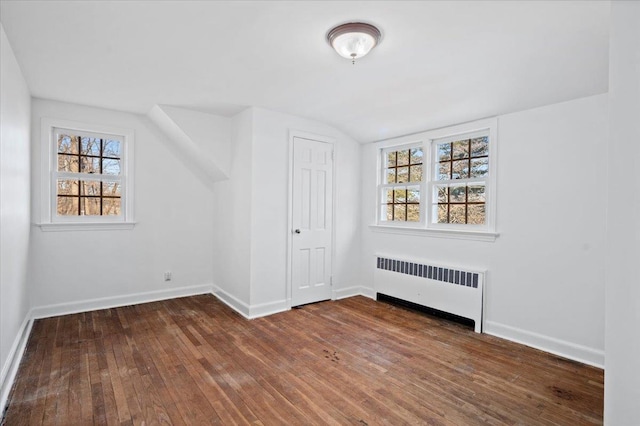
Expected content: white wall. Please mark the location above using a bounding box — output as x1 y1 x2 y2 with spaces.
147 105 232 186
0 23 31 402
211 107 362 316
250 108 362 309
361 94 608 367
28 99 215 312
156 105 232 177
604 1 640 423
212 108 253 308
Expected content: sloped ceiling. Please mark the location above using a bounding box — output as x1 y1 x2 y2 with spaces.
0 1 610 143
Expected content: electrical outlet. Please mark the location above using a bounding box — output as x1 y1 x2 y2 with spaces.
164 271 172 281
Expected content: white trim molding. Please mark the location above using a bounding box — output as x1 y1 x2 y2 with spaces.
333 286 376 300
1 314 33 416
37 221 136 232
30 284 213 319
369 224 499 242
484 320 604 369
211 285 251 319
249 300 288 319
210 285 289 319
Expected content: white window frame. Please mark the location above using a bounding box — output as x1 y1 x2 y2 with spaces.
378 142 426 228
372 118 498 242
39 118 135 231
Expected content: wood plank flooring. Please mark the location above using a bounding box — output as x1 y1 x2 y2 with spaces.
3 295 603 425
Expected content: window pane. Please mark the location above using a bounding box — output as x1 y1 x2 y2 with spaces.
410 148 423 165
450 186 466 202
393 204 406 221
386 151 396 168
103 140 121 158
467 204 486 224
470 157 489 177
452 140 469 159
471 137 489 157
80 156 100 174
407 188 420 203
102 158 121 175
57 134 78 154
57 180 78 195
468 185 486 202
102 198 121 216
394 189 406 203
409 165 422 182
103 182 121 197
386 169 396 184
80 197 101 215
407 204 420 222
57 197 78 216
451 160 469 179
437 162 450 180
80 181 101 196
450 204 466 224
386 204 393 221
438 143 451 161
58 154 79 172
80 137 101 156
437 205 448 223
397 166 409 183
384 189 393 203
435 186 448 203
397 150 409 166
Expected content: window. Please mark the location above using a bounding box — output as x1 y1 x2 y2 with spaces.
40 118 134 230
380 145 423 222
55 130 123 216
376 119 497 239
432 134 489 225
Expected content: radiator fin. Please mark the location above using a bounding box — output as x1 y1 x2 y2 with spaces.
376 256 479 288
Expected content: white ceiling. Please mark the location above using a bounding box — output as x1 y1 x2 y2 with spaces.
0 1 610 143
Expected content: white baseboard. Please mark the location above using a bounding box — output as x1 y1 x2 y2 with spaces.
334 286 376 300
1 313 33 417
30 284 214 319
210 285 288 319
484 320 604 369
249 299 288 319
211 285 251 318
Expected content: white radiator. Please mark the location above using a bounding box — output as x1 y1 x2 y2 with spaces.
374 255 484 332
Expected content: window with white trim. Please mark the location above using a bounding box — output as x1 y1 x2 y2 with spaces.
40 118 135 230
376 119 496 236
431 131 489 226
379 144 424 222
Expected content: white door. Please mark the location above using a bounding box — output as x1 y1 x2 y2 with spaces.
291 136 333 307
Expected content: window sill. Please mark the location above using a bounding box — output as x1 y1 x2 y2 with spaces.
369 224 498 242
37 222 137 232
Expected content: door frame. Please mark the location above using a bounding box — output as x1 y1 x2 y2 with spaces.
286 130 337 309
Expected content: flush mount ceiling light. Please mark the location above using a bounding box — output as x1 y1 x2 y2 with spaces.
327 22 381 64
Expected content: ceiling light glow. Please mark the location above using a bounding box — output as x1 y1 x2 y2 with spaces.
327 22 381 64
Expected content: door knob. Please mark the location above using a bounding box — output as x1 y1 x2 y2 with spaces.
294 229 301 234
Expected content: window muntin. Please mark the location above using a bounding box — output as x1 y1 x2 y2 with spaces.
54 129 123 217
432 135 489 225
380 145 424 222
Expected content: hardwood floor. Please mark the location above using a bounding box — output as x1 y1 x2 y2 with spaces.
3 295 603 425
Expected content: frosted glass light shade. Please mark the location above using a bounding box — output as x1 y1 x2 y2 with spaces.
327 22 381 61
